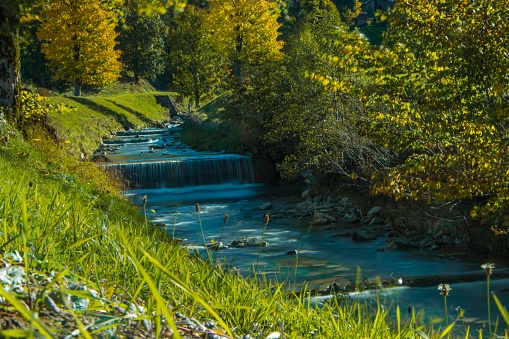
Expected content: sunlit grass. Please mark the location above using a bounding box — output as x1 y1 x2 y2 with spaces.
46 92 171 156
0 117 504 338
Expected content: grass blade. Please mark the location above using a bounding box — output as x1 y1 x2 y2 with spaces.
142 250 234 338
493 293 509 326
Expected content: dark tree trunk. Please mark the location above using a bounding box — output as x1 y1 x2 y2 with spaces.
192 68 200 107
73 79 82 96
72 35 81 96
233 24 243 85
0 3 22 126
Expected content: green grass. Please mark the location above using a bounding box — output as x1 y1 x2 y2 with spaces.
0 94 502 338
182 94 246 153
46 92 172 157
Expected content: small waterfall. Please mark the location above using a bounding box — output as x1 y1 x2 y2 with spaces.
104 156 256 189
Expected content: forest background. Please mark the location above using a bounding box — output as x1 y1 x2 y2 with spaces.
2 0 509 250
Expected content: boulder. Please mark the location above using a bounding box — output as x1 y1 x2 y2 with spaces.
392 237 419 248
301 189 311 199
369 217 383 225
367 206 382 216
311 218 328 225
343 209 360 223
230 236 268 248
352 229 378 241
361 215 374 224
314 212 337 223
418 237 435 248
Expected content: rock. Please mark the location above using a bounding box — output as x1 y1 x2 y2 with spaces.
286 250 299 255
230 236 268 248
314 212 337 223
327 282 341 293
367 206 382 216
333 232 351 237
343 209 360 223
311 218 328 225
361 215 374 224
369 217 383 225
376 247 385 252
352 229 378 241
418 237 434 248
301 189 311 199
296 200 311 210
386 241 398 250
91 154 111 162
392 237 419 248
259 202 272 210
387 231 400 238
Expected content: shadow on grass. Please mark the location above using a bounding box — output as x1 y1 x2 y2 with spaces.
68 97 134 130
105 100 156 126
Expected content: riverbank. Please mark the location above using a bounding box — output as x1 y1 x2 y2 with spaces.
0 92 444 338
107 117 509 336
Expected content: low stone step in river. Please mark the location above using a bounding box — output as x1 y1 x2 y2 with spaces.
97 123 509 335
100 124 255 189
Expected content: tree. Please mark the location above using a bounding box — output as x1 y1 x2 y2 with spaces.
37 0 122 96
205 0 283 84
19 21 52 88
331 0 361 24
0 0 183 127
260 0 383 180
168 4 226 107
0 1 25 126
117 8 167 83
363 0 509 217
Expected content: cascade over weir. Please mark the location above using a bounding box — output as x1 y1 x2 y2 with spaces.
97 124 255 190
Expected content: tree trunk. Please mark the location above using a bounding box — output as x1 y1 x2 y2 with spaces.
0 3 22 126
233 24 243 85
73 79 82 96
192 68 200 107
72 36 81 96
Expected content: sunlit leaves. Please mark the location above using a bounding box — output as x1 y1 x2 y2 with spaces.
37 0 122 94
117 8 166 82
261 1 387 181
168 4 226 106
206 0 283 80
363 0 509 217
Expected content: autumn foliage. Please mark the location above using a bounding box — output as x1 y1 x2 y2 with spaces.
360 1 509 217
37 0 122 96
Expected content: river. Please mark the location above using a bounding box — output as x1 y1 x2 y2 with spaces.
99 124 509 336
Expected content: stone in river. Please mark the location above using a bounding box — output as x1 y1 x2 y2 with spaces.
230 236 268 248
352 229 377 241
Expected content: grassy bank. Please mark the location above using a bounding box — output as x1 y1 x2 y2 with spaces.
45 91 173 158
182 95 246 153
0 93 478 338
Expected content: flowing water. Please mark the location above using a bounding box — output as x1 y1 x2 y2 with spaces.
101 125 509 335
